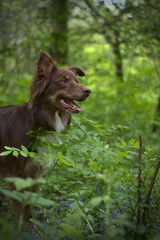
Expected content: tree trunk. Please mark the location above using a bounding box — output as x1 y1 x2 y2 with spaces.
49 0 68 65
152 93 160 132
112 35 123 82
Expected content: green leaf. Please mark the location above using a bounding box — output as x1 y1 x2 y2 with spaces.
20 151 27 157
5 177 46 191
60 159 73 166
60 223 82 237
88 196 103 207
21 145 28 154
71 210 82 227
29 218 43 228
133 142 139 149
48 145 54 155
34 197 55 206
58 152 63 160
0 189 22 202
27 130 34 136
4 146 13 150
4 146 19 151
116 143 121 147
121 140 127 147
0 151 11 156
129 139 135 145
70 202 79 211
5 177 33 191
13 151 19 157
89 158 99 170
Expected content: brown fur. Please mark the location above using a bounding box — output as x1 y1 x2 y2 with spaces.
0 50 91 220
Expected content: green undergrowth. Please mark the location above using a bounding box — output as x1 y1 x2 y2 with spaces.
0 117 160 240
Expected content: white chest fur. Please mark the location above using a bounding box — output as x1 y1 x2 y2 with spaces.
37 111 64 173
54 111 65 133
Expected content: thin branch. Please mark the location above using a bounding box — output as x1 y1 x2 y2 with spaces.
146 160 160 204
84 0 105 20
142 159 160 225
137 135 142 225
138 136 142 185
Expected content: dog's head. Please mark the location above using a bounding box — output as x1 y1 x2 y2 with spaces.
29 51 91 114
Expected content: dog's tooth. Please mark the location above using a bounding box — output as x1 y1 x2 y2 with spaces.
60 99 65 104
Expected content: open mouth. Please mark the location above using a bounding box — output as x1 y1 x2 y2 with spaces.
57 97 83 113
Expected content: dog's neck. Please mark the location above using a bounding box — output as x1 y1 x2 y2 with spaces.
30 103 71 133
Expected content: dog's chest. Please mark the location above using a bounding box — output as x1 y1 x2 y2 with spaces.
54 111 65 133
37 111 64 172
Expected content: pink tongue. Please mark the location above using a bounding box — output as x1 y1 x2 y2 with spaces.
76 105 82 111
62 98 82 111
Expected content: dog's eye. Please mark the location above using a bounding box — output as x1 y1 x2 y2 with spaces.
60 79 67 83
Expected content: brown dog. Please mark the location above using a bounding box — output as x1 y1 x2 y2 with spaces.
0 50 91 219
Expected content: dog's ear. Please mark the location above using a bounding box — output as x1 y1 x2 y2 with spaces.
28 51 57 108
69 67 85 77
37 50 57 78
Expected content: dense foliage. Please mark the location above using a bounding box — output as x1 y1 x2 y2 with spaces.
0 0 160 239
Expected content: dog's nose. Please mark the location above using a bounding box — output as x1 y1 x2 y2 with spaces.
83 87 91 95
